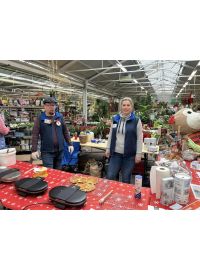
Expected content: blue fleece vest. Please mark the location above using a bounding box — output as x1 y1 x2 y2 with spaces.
0 134 6 149
110 112 139 157
39 112 65 152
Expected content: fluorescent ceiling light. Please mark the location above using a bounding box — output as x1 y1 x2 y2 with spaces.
188 70 197 81
141 86 144 90
179 66 183 75
116 61 127 72
19 60 49 71
0 72 11 78
59 73 69 78
133 79 138 83
0 71 56 88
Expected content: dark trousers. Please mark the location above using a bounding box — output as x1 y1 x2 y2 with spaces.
41 150 64 169
106 152 135 184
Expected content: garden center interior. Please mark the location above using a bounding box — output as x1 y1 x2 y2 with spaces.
0 59 200 210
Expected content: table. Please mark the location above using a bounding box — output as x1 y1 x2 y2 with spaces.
149 161 200 210
0 161 151 210
72 138 107 151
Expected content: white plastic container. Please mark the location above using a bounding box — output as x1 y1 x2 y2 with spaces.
0 148 16 166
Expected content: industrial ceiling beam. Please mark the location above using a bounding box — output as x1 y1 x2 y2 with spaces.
87 60 128 81
59 60 77 72
0 61 116 97
66 63 141 73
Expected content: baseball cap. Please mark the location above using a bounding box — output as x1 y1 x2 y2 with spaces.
43 96 57 104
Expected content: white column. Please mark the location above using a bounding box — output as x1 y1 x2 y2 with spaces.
83 80 88 124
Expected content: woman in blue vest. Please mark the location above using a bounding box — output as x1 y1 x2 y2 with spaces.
31 96 74 169
105 97 143 184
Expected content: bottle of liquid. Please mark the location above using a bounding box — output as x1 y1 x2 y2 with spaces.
134 175 142 199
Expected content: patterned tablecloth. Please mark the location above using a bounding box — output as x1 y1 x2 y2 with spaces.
149 161 200 210
0 161 151 210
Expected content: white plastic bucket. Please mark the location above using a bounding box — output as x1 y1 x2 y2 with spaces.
0 148 16 166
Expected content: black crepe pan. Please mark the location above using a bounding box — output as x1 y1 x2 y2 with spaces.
49 185 87 209
15 177 48 197
0 168 21 183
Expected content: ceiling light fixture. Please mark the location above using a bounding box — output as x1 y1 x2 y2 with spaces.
179 66 183 75
116 61 127 72
59 73 69 78
188 70 197 81
19 60 49 71
176 68 197 97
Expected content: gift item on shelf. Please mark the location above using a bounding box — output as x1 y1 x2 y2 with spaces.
187 138 200 153
2 105 43 125
190 184 200 200
190 161 200 170
144 137 157 147
181 149 195 161
148 145 158 152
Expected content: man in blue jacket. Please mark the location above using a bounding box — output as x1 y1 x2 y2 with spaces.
31 96 74 169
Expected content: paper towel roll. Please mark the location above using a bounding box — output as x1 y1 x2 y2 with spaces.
156 166 171 199
160 177 174 205
150 166 157 194
174 173 192 205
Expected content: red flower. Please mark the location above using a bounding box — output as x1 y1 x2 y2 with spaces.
168 115 175 124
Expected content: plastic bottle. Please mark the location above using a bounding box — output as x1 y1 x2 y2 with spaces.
134 175 142 199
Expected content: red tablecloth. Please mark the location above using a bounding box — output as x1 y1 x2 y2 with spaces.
0 161 151 210
149 161 200 210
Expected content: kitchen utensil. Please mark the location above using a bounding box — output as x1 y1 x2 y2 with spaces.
49 185 87 209
0 168 21 183
99 190 113 205
15 177 48 197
